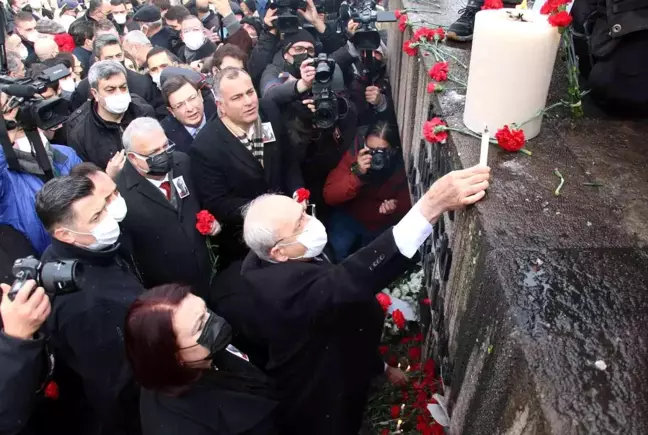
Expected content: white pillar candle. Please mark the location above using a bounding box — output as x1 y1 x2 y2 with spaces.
463 9 561 140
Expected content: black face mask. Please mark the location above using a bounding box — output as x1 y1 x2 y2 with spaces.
196 309 232 358
287 53 311 79
146 149 174 176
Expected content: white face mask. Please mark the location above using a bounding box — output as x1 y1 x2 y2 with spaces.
113 13 127 24
59 77 76 93
28 0 41 10
183 31 205 50
107 194 128 222
150 73 161 88
279 216 328 260
17 44 29 60
100 92 131 114
14 131 50 153
24 31 40 42
66 215 121 251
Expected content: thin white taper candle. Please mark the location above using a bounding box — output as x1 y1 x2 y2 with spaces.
479 125 489 167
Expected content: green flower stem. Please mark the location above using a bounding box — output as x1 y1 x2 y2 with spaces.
447 76 467 87
553 169 565 196
431 41 467 69
583 182 603 187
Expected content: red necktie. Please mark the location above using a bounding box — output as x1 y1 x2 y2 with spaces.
160 181 171 201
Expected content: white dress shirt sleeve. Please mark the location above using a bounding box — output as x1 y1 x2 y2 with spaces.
392 201 435 259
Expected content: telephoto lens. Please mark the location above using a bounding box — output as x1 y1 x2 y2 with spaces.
8 257 85 300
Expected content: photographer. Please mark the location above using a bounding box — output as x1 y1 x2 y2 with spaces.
0 280 50 435
323 121 410 261
0 91 82 255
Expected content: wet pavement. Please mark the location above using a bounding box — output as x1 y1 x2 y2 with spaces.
388 0 648 433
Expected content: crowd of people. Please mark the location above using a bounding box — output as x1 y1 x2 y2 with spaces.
0 0 491 434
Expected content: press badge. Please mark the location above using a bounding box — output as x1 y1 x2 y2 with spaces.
261 122 276 144
172 176 190 199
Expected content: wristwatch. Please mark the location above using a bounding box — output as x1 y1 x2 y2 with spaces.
351 162 364 177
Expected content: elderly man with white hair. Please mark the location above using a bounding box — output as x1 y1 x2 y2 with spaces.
240 164 491 435
33 36 59 61
122 30 153 71
111 116 213 293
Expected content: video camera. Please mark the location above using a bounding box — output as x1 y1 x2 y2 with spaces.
8 256 84 301
339 0 396 51
0 6 71 181
311 54 349 130
268 0 308 34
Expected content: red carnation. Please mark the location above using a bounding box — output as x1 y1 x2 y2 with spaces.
380 429 389 435
295 187 310 203
196 210 216 235
44 381 59 400
394 9 404 19
378 345 389 355
413 27 436 42
403 39 418 57
427 61 449 81
424 358 435 376
481 0 503 9
398 14 409 32
413 333 424 342
426 82 444 94
548 10 573 27
540 0 571 15
409 346 422 361
423 117 448 143
54 33 75 52
434 27 446 41
392 309 406 329
376 293 392 312
390 404 401 419
422 297 432 305
495 125 526 152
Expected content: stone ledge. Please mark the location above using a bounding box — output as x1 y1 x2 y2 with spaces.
386 0 648 433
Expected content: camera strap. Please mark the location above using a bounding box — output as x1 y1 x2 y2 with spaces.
24 128 54 181
0 118 21 172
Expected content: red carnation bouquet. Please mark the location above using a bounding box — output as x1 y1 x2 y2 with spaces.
196 210 221 282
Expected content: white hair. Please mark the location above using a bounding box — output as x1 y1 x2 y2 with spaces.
122 117 164 152
242 194 283 262
123 30 151 46
88 60 127 90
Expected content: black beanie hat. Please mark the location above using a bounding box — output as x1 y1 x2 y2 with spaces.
240 17 262 37
281 29 316 52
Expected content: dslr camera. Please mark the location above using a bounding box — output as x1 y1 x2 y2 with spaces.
268 0 307 34
367 146 395 170
312 54 348 130
339 0 396 51
8 257 84 301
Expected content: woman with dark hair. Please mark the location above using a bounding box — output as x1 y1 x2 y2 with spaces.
125 284 278 435
323 121 412 262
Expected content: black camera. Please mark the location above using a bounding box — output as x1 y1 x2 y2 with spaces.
367 147 395 170
311 54 349 130
269 0 307 34
8 257 84 301
339 0 396 51
313 53 336 84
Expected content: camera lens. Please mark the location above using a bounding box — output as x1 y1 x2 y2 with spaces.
40 260 85 294
315 106 335 129
371 151 386 170
315 61 332 83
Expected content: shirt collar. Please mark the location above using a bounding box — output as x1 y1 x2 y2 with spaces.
146 172 170 188
184 115 206 137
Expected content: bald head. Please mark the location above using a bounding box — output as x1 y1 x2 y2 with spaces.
244 194 310 262
35 38 59 61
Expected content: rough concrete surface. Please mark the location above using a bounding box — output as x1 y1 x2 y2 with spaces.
387 0 648 433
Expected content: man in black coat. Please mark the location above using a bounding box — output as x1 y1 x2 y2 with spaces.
160 74 216 153
189 67 304 267
116 117 213 294
69 34 166 118
35 175 144 435
239 164 491 435
66 60 155 170
179 14 217 64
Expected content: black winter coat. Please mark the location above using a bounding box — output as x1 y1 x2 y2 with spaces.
115 154 211 294
66 95 155 169
189 98 304 266
160 98 217 154
70 68 167 120
41 240 144 435
240 230 412 435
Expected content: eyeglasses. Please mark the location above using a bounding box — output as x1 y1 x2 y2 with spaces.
170 93 200 111
291 46 315 56
131 141 176 159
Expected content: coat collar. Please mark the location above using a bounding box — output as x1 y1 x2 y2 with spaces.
49 238 120 266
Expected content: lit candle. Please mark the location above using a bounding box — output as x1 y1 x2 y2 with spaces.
479 125 489 167
463 9 561 141
396 419 403 431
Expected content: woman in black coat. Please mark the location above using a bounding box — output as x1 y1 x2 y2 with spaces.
124 284 278 435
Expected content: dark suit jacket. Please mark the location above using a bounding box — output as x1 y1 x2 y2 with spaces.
240 230 412 435
115 152 211 294
160 98 217 154
70 68 168 120
189 98 304 265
